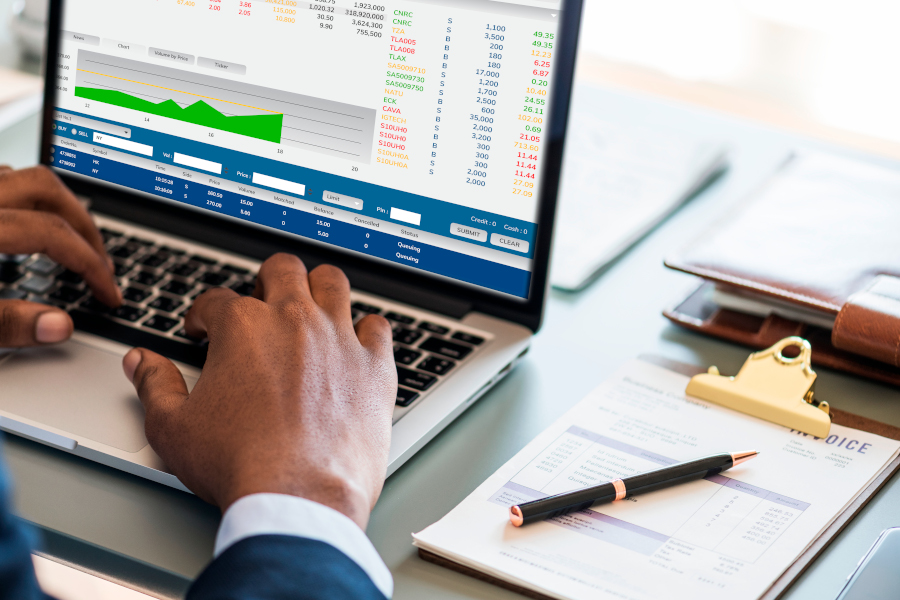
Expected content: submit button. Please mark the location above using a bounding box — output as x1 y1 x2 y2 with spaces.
490 233 529 253
450 223 487 242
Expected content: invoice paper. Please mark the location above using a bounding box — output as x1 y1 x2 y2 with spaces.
414 360 900 600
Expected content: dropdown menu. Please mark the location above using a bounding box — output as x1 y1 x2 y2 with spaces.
322 190 363 211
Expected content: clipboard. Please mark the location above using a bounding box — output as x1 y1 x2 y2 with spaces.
419 353 900 600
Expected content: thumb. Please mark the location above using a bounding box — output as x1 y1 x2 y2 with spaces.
0 300 73 346
123 348 189 446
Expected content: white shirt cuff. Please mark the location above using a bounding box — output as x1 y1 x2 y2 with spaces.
215 493 393 599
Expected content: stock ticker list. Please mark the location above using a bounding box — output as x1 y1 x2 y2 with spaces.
210 0 560 209
377 4 556 208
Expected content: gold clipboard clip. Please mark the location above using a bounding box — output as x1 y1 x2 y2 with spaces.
686 337 831 438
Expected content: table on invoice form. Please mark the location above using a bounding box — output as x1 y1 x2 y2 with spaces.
3 82 900 600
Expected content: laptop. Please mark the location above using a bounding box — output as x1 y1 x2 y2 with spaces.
0 0 583 490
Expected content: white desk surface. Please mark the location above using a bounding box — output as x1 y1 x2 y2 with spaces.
2 80 900 600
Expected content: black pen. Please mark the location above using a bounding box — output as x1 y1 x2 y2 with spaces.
509 451 759 527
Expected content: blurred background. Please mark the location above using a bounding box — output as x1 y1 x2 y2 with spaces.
577 0 900 159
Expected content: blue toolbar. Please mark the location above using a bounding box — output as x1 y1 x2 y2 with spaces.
51 143 533 298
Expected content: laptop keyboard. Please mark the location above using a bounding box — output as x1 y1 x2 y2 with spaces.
0 227 488 409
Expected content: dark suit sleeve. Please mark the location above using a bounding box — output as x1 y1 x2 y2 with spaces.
0 437 52 600
187 535 388 600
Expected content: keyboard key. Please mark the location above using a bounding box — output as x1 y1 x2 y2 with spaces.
396 387 419 407
393 346 421 366
128 236 154 246
174 328 202 341
122 287 151 303
143 314 179 333
396 367 436 391
190 254 217 265
57 269 83 284
159 246 186 256
71 309 207 367
100 227 123 242
112 305 147 322
418 337 472 360
451 331 485 346
222 264 250 275
418 356 456 375
418 321 449 335
149 295 183 313
0 266 22 284
199 271 230 286
0 288 27 300
80 296 110 313
49 285 86 304
26 256 58 275
231 281 255 296
113 261 133 277
110 244 140 259
384 311 415 325
352 301 381 314
0 254 30 264
392 327 423 346
161 280 193 296
168 262 199 277
19 276 54 294
140 253 170 268
132 270 164 286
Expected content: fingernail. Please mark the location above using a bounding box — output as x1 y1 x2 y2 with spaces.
35 311 72 343
123 348 142 383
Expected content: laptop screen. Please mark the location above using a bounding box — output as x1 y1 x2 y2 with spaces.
49 0 566 300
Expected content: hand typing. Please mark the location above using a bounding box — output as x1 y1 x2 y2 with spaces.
122 254 398 528
0 165 121 346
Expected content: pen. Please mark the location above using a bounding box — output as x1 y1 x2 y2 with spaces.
509 450 759 527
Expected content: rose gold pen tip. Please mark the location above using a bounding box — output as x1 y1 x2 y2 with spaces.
730 450 759 467
510 506 524 527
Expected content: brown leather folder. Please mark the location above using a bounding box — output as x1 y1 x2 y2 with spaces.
663 153 900 386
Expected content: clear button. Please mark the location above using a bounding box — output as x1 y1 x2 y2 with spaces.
490 233 529 253
450 223 487 242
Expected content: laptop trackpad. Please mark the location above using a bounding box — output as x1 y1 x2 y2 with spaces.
0 339 197 453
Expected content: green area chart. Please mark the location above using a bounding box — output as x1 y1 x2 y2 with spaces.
73 87 284 144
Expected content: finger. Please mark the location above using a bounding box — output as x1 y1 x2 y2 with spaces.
0 300 73 346
308 264 351 322
183 286 240 340
355 313 394 358
0 165 11 175
123 348 189 447
254 253 310 304
0 166 109 261
0 209 121 306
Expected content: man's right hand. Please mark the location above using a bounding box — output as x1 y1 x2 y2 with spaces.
122 254 398 529
0 165 121 347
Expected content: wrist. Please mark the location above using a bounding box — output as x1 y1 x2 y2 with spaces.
219 474 373 530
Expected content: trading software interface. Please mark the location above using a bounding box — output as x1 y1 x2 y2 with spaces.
50 0 564 298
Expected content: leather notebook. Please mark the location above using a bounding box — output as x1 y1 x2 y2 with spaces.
419 356 900 600
663 153 900 386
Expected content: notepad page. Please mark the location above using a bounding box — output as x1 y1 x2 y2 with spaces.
550 114 725 290
414 360 900 600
